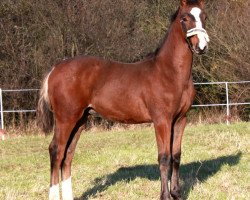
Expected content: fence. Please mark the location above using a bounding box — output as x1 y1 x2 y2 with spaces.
0 81 249 133
0 88 4 139
0 88 39 138
192 81 250 125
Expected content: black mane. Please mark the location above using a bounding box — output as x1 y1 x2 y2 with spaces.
146 0 201 58
186 0 201 5
171 9 179 23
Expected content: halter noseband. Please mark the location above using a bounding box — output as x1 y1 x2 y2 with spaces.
186 28 210 42
183 25 210 53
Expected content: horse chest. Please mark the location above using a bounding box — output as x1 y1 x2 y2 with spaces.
178 84 195 114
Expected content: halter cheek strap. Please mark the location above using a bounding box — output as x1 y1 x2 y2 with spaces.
186 28 210 42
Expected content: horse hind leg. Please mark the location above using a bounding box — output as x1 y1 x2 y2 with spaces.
61 109 90 200
49 121 76 200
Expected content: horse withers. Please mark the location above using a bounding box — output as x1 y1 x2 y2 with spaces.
37 0 209 199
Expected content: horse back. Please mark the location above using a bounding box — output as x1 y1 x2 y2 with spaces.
47 55 194 123
47 56 153 123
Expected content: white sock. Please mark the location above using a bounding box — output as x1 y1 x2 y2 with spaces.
49 184 60 200
62 177 73 200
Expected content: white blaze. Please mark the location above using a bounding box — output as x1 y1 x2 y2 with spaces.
190 7 208 50
62 177 73 200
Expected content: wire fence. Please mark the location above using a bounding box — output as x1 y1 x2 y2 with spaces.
0 81 249 131
192 81 250 125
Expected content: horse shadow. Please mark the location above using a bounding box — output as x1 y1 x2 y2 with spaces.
75 152 242 200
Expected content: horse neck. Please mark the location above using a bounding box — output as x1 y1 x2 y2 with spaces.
155 19 193 83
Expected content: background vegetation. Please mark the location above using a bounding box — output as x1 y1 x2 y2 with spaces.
0 0 249 127
0 123 249 199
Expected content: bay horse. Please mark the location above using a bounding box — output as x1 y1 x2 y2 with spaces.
37 0 209 199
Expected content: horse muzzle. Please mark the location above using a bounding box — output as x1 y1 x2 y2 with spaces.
193 45 208 55
186 28 210 55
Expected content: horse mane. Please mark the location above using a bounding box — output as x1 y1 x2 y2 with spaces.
145 0 201 58
186 0 201 5
171 8 179 23
145 8 180 59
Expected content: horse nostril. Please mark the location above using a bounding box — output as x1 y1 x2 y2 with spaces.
198 46 208 54
194 45 208 55
202 45 208 53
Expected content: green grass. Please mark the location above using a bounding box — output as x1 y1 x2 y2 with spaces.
0 123 249 200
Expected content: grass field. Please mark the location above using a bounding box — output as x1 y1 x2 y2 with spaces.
0 123 249 200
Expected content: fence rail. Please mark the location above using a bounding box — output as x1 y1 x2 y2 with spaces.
0 89 39 114
192 81 250 125
0 89 4 131
0 81 249 131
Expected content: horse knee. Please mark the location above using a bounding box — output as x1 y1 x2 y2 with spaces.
172 152 181 165
158 154 171 169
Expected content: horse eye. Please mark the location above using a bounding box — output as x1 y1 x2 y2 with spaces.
182 17 188 22
203 13 208 21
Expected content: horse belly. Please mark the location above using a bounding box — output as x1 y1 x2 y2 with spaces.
91 95 151 124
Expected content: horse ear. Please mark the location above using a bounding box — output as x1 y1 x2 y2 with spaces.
180 0 187 6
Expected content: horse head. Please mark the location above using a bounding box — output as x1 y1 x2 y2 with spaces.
179 0 210 54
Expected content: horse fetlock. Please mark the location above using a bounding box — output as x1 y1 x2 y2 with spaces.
170 186 181 200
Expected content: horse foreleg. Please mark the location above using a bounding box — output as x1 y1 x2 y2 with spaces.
170 116 186 200
154 119 172 200
49 122 74 200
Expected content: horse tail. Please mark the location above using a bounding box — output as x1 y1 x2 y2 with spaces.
37 71 54 135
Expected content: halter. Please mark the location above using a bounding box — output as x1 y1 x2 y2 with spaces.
180 17 210 53
186 27 210 42
181 21 210 53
